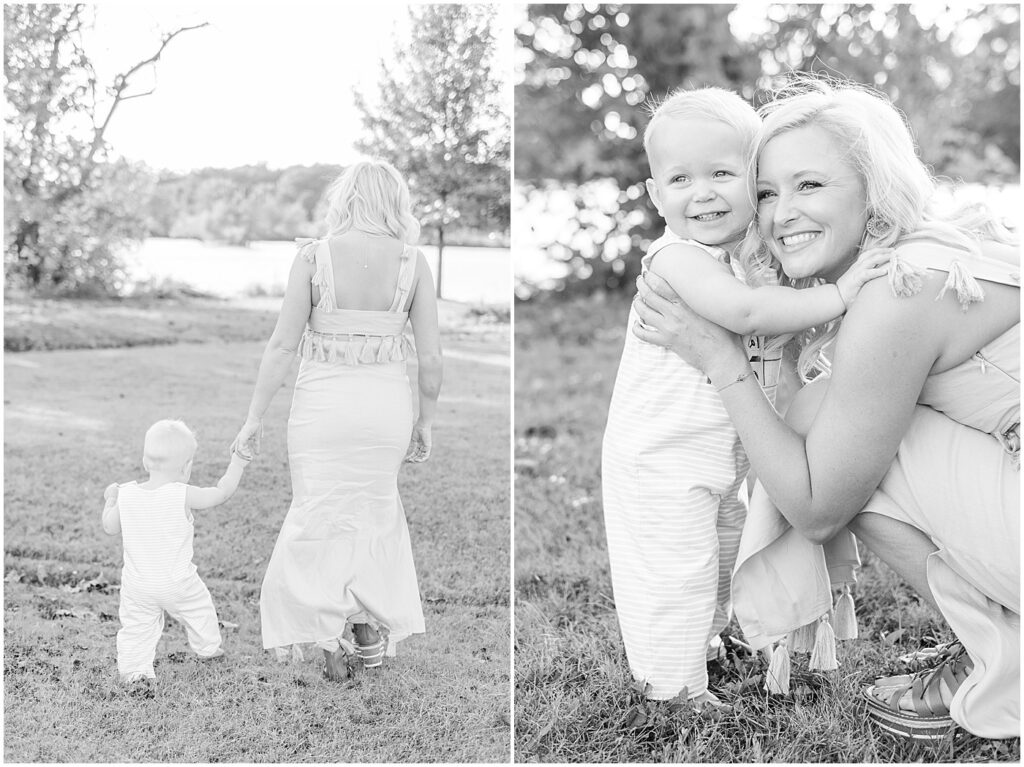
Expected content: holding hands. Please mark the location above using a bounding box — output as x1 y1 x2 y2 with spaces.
231 418 263 462
404 421 432 463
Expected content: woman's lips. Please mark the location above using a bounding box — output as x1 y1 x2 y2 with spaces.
778 231 821 249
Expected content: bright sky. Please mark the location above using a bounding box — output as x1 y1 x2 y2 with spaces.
86 3 511 172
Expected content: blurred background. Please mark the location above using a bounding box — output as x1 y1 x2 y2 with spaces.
5 4 511 305
515 3 1020 299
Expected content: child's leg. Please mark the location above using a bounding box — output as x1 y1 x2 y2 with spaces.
711 489 747 640
165 574 223 658
617 484 722 701
117 588 164 681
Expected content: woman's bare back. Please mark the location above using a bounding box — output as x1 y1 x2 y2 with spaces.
315 232 410 312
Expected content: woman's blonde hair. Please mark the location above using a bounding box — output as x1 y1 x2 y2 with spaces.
325 160 420 243
143 419 197 472
739 74 1016 379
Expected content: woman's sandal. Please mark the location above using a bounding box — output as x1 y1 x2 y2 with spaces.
355 636 386 668
897 641 961 671
323 647 353 682
862 645 972 741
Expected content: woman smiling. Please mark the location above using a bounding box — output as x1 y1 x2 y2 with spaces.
634 76 1019 741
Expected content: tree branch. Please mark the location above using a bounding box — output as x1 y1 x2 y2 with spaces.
53 20 209 205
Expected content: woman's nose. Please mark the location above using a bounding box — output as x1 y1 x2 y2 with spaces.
772 192 798 225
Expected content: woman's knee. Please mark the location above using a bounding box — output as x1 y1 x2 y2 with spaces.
783 377 830 436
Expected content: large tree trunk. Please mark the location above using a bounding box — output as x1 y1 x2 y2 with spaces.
436 224 444 299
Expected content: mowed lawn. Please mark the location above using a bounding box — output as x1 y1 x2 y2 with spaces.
4 297 511 762
513 293 1019 763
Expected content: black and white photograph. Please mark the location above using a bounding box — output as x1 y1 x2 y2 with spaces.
4 3 510 762
514 3 1019 762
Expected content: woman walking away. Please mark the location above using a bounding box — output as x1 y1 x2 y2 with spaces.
233 160 443 680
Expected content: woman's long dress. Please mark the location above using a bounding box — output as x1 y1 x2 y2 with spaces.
260 239 425 657
732 237 1020 738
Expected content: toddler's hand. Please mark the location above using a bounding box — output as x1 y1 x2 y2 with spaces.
837 247 893 308
230 419 262 462
104 483 119 504
404 423 432 463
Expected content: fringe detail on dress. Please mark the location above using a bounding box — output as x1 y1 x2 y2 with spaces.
809 614 838 671
765 637 791 695
295 237 318 264
832 584 858 640
888 252 926 297
789 621 817 654
298 331 414 365
935 259 985 311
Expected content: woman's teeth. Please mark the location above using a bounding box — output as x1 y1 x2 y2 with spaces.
781 232 819 246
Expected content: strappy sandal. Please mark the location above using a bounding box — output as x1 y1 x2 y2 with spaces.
863 645 972 741
323 647 353 682
897 641 961 671
356 636 386 668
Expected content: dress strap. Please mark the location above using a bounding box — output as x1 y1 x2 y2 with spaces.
387 244 418 313
311 241 337 312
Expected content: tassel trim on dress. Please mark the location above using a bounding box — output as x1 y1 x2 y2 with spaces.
935 259 985 311
765 636 791 695
298 330 414 365
889 251 986 311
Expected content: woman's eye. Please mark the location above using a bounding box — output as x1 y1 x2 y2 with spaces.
756 189 775 202
798 180 823 191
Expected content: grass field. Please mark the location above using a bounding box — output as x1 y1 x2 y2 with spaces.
4 295 510 762
513 293 1020 763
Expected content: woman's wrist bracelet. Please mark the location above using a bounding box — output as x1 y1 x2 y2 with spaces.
835 283 847 312
715 369 756 393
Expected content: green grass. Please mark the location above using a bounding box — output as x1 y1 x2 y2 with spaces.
4 297 510 762
513 293 1020 763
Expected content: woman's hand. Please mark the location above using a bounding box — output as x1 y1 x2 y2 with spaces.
404 422 432 463
632 270 746 376
231 418 263 461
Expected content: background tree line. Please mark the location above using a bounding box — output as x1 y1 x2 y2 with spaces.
143 163 509 248
4 4 509 297
515 3 1020 297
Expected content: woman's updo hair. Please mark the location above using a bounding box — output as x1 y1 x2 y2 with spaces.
325 160 420 244
740 74 1014 379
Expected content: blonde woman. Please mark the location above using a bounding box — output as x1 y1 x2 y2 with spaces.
232 160 443 680
634 77 1018 740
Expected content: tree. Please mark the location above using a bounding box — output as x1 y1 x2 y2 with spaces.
3 4 207 294
355 4 510 298
515 3 1020 299
516 4 758 295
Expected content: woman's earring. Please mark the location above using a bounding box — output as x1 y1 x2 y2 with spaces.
866 215 893 239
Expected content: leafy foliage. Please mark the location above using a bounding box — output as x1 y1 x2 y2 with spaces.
515 3 1021 297
3 4 205 295
355 4 510 295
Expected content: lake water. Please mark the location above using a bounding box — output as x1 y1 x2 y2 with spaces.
125 238 511 306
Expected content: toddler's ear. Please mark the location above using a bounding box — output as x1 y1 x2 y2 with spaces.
645 178 663 215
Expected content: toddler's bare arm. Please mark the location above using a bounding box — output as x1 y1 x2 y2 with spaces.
185 453 251 511
101 483 121 535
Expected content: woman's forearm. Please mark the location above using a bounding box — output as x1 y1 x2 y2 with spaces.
247 342 298 422
704 350 825 538
415 353 442 425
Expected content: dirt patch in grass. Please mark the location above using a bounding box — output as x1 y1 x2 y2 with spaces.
513 294 1019 763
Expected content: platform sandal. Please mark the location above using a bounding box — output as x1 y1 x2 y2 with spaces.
862 645 971 741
